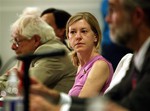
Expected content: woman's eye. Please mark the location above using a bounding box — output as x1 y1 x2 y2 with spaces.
70 30 76 34
82 30 87 33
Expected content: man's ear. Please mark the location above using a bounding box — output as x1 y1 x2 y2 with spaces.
32 35 41 47
58 28 65 38
132 7 144 27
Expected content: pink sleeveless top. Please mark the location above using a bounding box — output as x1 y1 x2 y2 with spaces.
68 55 113 97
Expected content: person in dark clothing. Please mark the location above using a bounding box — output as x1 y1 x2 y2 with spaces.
100 0 133 70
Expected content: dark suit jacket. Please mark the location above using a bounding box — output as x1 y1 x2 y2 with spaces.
70 45 150 111
106 46 150 111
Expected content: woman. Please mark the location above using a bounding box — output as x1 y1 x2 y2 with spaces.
66 12 113 97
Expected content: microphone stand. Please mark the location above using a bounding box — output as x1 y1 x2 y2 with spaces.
22 58 31 111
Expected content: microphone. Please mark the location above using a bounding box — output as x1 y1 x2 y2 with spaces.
16 49 66 60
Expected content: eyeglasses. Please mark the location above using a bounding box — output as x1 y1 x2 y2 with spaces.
10 38 28 47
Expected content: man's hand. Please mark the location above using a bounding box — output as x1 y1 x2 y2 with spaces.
105 101 129 111
30 77 60 104
17 66 61 104
30 94 61 111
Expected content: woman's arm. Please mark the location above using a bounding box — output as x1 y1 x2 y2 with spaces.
79 60 110 97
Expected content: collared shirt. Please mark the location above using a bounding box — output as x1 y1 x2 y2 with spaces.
60 93 71 111
134 37 150 71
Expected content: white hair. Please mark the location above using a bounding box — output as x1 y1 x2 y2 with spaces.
21 7 41 17
11 7 56 43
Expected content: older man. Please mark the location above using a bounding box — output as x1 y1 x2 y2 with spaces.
0 7 76 94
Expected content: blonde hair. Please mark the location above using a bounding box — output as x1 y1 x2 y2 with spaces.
66 12 102 66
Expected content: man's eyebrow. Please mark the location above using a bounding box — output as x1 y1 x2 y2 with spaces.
108 2 115 8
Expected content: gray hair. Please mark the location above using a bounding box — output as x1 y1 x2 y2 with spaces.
122 0 150 27
11 7 56 43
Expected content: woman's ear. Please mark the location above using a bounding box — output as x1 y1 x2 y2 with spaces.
94 35 98 42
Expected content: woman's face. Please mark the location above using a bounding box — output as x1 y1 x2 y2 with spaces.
68 19 97 53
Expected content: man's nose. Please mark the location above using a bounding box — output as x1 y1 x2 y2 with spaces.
11 43 18 50
105 14 111 24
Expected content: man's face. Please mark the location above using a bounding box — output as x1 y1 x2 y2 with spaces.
41 13 63 39
106 0 137 46
11 35 38 56
41 13 57 32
